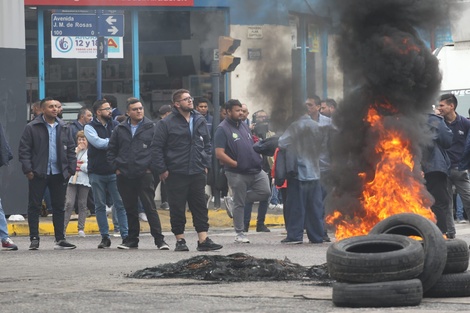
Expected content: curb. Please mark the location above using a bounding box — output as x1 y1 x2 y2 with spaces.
7 209 285 237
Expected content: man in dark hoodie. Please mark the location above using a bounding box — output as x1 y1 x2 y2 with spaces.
19 97 77 250
107 97 168 250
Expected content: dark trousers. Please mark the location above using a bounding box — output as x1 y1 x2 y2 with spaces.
165 172 209 235
425 171 451 234
285 178 324 243
28 174 67 241
117 172 164 244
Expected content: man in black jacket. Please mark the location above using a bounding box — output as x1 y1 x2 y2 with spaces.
107 98 168 250
19 97 77 250
153 89 222 252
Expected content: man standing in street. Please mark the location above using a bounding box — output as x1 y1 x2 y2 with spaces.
19 97 77 250
278 101 325 244
214 99 271 243
69 107 93 144
107 97 169 250
84 99 128 248
439 93 470 238
194 97 213 132
153 89 222 252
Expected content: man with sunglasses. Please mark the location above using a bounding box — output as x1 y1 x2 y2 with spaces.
84 99 129 249
153 89 222 252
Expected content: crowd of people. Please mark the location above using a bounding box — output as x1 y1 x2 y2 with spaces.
2 89 467 251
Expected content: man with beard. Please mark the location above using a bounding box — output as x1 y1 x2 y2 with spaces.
153 89 222 252
19 97 77 250
215 99 271 243
320 98 337 118
84 99 128 248
107 97 168 250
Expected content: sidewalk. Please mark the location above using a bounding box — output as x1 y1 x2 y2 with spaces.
7 207 285 237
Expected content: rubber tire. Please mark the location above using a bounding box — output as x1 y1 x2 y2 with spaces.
424 271 470 298
443 239 469 274
327 234 424 283
333 279 423 308
369 213 447 292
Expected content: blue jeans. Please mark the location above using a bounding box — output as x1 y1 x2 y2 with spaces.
285 178 324 243
0 198 9 241
456 194 465 221
89 173 128 238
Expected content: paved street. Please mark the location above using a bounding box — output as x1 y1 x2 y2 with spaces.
2 224 470 313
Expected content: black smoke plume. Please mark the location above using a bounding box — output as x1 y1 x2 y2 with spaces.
327 0 448 223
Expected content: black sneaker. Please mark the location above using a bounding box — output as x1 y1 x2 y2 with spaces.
175 238 189 251
97 237 111 249
197 237 223 251
323 235 331 242
54 239 77 250
155 239 170 250
160 202 169 210
280 238 303 245
29 237 40 250
117 239 138 250
256 224 271 232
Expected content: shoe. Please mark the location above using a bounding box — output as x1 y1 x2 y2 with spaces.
446 233 456 239
155 239 170 250
276 204 284 210
29 237 40 250
323 235 331 242
256 224 271 232
2 238 18 251
160 202 169 210
117 238 138 250
98 237 111 249
281 238 303 244
175 238 189 251
197 237 223 251
458 219 468 224
78 230 86 238
224 196 234 218
268 203 276 210
234 233 250 243
113 231 121 238
70 214 79 221
54 239 77 250
138 212 148 222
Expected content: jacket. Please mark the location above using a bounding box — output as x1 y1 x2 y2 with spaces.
107 116 156 178
69 149 90 187
18 114 76 179
152 107 211 175
422 114 452 174
85 118 118 175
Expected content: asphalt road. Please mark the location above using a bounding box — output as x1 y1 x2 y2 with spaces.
2 226 470 313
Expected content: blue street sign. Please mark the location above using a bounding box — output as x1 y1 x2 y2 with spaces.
98 14 124 37
51 13 97 37
51 13 124 37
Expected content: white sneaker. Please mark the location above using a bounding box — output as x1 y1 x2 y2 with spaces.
268 203 276 210
70 214 79 221
235 233 250 243
113 231 121 238
276 204 284 210
139 212 148 222
78 230 86 237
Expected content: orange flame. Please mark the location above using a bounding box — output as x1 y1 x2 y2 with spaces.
327 104 435 240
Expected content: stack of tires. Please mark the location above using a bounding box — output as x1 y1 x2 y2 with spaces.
327 213 470 308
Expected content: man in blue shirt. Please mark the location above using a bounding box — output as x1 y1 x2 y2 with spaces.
19 97 77 250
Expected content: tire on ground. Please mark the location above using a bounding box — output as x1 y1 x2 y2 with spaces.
443 239 469 274
424 271 470 298
369 213 447 292
327 234 424 283
333 279 423 308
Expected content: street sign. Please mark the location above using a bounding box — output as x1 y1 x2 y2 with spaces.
52 13 97 36
97 36 108 60
51 12 124 37
97 14 124 36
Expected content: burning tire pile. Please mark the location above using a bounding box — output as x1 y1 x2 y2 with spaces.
327 213 470 308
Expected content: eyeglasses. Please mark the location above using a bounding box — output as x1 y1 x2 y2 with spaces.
131 107 144 111
177 97 194 103
99 107 112 111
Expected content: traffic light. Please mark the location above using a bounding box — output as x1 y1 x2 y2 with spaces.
219 36 241 74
